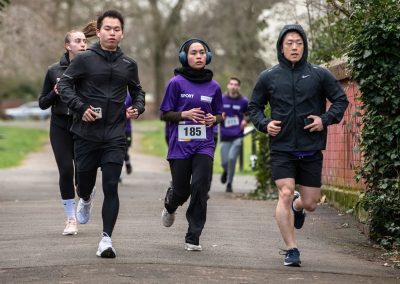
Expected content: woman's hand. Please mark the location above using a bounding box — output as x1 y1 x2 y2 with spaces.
204 113 216 127
182 107 205 123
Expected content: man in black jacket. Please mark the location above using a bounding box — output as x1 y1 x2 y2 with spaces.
249 24 348 267
58 10 145 258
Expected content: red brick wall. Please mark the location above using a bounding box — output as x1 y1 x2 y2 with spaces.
322 80 365 190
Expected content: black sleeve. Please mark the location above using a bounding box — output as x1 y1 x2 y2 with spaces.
320 69 349 128
128 63 145 115
248 73 272 133
215 114 223 124
38 69 57 110
58 55 89 116
161 111 182 123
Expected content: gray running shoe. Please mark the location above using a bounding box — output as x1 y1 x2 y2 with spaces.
76 189 95 224
161 207 176 227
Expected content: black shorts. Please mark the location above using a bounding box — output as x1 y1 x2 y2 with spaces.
74 137 126 172
270 151 323 187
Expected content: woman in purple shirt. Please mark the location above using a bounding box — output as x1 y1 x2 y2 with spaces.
160 38 223 251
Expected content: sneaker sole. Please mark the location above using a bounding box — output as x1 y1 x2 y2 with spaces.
185 247 202 251
96 248 116 258
284 261 301 267
184 244 202 251
62 231 77 236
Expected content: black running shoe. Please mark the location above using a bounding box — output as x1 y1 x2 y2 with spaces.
226 183 232 192
126 162 132 174
292 191 306 229
280 248 301 267
220 171 227 184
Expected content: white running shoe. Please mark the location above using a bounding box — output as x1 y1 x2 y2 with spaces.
161 207 176 227
76 189 95 224
96 232 116 258
62 218 78 235
184 243 202 251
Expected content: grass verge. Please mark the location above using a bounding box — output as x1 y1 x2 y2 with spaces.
0 126 48 168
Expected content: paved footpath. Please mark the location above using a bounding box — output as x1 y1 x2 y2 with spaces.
0 131 399 283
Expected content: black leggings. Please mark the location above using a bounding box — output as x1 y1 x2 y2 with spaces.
77 163 121 237
50 121 75 200
166 154 213 245
124 131 132 162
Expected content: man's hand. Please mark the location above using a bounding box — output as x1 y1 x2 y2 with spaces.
266 120 282 136
182 107 205 124
53 84 59 95
82 106 98 122
126 107 139 119
304 115 323 132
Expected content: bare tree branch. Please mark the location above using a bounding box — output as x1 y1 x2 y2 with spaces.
330 0 351 17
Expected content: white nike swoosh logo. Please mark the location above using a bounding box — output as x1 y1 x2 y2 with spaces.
301 75 310 79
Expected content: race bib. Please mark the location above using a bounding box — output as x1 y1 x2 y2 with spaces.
178 124 206 141
224 116 240 128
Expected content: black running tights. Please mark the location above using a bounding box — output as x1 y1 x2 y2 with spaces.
77 163 121 237
50 122 75 200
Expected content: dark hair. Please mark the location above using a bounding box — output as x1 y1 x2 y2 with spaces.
183 39 208 54
229 77 241 86
97 10 124 31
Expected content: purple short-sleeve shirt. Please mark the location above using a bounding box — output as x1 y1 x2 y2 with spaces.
160 75 223 160
220 95 248 140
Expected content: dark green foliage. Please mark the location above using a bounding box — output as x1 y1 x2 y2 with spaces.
248 131 277 200
0 0 10 10
309 15 351 64
0 77 41 101
248 106 277 200
347 0 400 250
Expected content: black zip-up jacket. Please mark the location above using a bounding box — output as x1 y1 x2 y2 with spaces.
58 42 145 142
39 52 72 128
249 24 349 152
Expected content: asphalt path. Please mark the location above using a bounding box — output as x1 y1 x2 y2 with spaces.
0 121 399 283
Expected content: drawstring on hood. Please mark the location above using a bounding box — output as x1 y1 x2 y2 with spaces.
276 24 308 69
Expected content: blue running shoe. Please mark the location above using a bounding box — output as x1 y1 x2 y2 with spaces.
292 191 306 229
280 248 301 267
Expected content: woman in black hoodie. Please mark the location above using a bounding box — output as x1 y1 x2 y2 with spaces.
39 21 96 236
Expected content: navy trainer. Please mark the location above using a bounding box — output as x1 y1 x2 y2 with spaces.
280 248 301 267
292 191 306 229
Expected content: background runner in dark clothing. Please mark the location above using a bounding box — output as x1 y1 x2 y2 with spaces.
39 21 96 236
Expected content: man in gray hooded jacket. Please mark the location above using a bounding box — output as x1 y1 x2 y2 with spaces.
249 24 348 267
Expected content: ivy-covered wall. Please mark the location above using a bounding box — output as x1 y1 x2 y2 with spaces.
322 64 364 190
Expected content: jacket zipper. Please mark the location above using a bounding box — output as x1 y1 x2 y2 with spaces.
103 57 112 141
291 64 298 149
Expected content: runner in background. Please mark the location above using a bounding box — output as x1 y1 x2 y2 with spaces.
39 21 96 236
219 77 249 192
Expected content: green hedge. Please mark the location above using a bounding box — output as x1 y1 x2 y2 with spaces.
348 0 400 250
